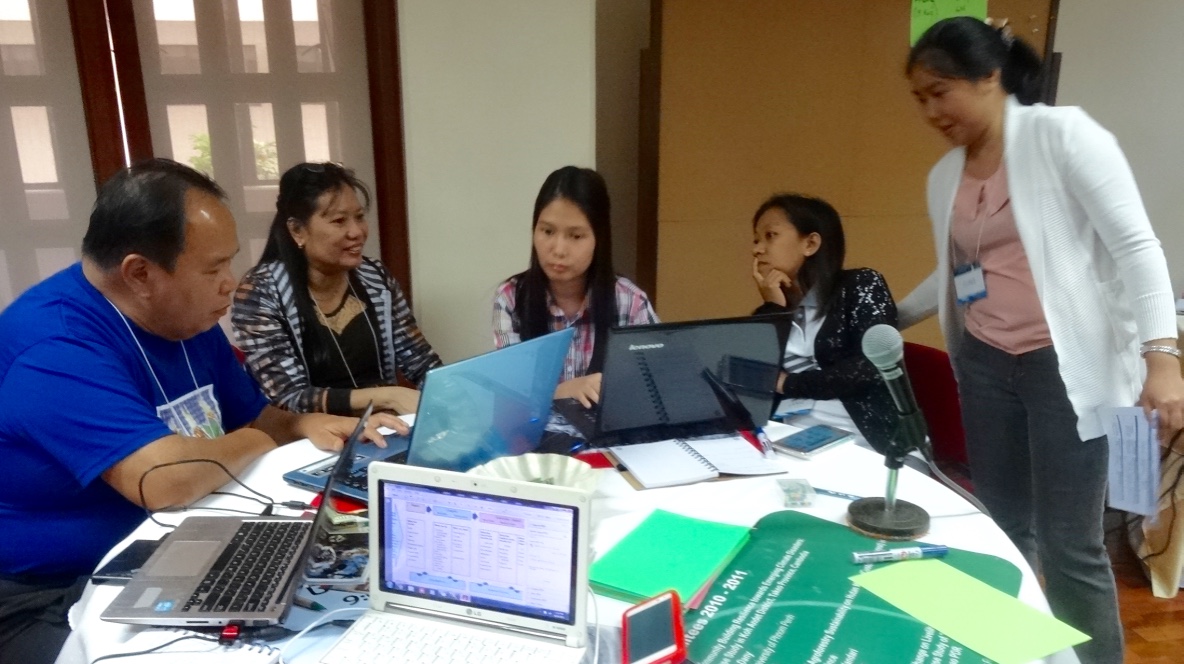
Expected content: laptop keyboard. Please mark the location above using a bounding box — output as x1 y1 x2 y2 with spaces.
340 450 408 493
182 520 311 614
320 611 581 664
552 398 599 437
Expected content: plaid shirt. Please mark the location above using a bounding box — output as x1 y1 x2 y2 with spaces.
492 276 659 380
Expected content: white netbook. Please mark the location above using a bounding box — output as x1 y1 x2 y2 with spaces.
318 462 591 664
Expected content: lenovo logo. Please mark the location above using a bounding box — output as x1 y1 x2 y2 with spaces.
628 343 664 351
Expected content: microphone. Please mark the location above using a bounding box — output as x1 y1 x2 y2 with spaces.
846 324 931 540
861 324 930 470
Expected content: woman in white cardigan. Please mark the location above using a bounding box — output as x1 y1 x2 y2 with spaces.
900 18 1183 664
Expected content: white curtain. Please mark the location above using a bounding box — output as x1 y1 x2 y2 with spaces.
0 0 97 308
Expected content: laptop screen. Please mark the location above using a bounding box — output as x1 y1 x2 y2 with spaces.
405 328 573 472
599 314 792 434
298 405 374 585
376 478 580 625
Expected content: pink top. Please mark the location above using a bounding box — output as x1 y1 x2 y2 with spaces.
949 164 1052 355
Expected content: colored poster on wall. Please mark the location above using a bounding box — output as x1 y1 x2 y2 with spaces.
911 0 989 45
682 510 1021 664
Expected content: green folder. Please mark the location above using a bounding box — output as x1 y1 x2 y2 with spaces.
590 509 751 604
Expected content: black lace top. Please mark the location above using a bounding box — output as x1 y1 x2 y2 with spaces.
754 267 899 452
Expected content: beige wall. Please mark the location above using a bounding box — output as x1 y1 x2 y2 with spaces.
596 0 650 281
398 0 596 362
654 0 1049 348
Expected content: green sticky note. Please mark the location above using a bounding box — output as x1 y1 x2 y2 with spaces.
911 0 988 45
590 509 750 603
851 559 1089 664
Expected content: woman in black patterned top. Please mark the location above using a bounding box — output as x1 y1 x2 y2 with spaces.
750 194 898 451
231 162 441 415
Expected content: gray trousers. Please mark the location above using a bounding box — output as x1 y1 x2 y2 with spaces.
953 332 1122 664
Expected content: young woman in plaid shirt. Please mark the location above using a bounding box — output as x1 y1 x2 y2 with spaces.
493 166 658 408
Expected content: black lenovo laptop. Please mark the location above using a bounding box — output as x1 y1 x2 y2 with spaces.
554 314 792 447
101 405 375 627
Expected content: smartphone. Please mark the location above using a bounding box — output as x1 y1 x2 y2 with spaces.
771 424 853 459
91 536 167 584
622 590 687 664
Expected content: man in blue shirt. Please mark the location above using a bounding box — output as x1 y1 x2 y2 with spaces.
0 159 404 663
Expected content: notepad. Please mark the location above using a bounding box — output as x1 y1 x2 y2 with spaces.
591 509 751 603
852 560 1089 663
609 435 783 489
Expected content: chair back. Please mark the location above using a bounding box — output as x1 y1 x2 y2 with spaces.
902 342 968 467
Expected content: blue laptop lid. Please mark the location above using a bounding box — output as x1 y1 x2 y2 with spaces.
406 327 575 471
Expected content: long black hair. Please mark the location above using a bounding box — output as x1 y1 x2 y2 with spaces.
512 166 617 374
257 162 374 370
752 194 846 319
907 16 1045 105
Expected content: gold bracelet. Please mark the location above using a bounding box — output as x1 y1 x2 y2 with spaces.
1140 344 1182 359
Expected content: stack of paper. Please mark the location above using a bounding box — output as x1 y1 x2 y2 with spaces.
590 509 750 603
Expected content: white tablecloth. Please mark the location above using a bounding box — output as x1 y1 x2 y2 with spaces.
56 424 1079 664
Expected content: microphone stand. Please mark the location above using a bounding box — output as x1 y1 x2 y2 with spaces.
847 409 933 540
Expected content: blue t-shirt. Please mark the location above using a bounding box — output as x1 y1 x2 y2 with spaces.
0 264 268 578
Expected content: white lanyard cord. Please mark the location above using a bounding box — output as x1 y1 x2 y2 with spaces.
312 282 383 389
950 182 989 267
106 298 200 402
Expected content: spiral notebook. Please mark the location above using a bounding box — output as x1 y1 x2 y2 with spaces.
608 435 783 489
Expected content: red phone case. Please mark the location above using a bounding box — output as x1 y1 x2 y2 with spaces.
621 590 687 664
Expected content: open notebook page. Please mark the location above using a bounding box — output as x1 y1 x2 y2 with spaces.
685 436 784 476
609 440 719 489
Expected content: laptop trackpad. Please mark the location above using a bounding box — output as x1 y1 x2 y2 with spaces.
144 540 221 577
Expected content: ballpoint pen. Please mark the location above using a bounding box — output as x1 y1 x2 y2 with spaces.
752 426 775 456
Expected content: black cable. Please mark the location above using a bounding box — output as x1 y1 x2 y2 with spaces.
1136 428 1184 565
137 458 280 528
90 634 219 663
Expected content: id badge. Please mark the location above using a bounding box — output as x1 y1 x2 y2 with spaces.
953 262 987 305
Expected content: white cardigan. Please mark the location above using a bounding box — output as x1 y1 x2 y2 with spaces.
899 97 1177 440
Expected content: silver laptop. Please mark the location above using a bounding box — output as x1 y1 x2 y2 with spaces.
101 405 374 627
317 462 591 664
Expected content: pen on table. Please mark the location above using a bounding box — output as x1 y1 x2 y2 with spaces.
292 595 327 612
851 545 948 565
752 427 775 455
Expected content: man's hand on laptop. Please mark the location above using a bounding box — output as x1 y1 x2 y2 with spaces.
299 412 409 451
554 373 602 409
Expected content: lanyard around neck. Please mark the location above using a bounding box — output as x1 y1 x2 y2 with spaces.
106 297 199 403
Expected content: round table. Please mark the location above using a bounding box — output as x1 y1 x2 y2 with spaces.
56 424 1080 664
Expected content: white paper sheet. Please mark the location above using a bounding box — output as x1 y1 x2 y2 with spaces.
1102 406 1160 516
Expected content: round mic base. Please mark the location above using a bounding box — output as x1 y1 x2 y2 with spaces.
847 497 930 540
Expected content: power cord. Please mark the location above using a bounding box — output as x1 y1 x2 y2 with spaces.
1134 428 1184 565
89 634 220 663
137 458 312 528
588 583 601 664
277 606 368 664
919 444 990 516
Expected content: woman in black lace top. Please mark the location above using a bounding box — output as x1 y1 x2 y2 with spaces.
750 194 898 451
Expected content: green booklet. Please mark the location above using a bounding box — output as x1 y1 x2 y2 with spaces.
683 510 1023 664
590 509 751 604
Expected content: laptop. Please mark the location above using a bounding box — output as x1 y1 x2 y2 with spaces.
101 405 375 627
554 313 792 446
284 328 575 502
317 462 589 664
